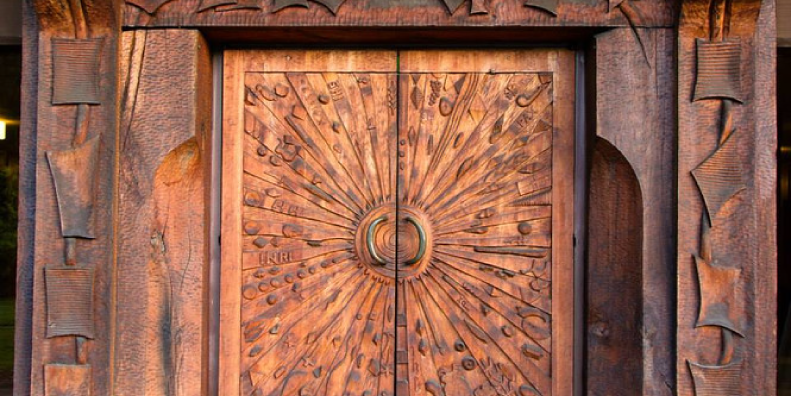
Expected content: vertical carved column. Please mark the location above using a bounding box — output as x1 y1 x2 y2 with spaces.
22 1 120 395
678 1 776 395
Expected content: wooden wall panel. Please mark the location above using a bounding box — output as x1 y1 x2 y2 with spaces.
677 1 776 395
114 29 212 396
591 27 677 396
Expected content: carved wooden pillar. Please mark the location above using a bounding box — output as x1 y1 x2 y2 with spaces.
21 0 120 395
114 29 212 396
677 0 776 395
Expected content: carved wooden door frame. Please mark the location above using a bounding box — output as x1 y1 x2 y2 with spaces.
17 0 777 395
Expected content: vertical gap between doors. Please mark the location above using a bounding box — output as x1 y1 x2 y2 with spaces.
209 50 224 396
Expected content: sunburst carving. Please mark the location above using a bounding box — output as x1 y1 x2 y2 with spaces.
238 69 553 395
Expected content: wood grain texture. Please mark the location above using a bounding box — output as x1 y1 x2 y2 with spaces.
222 49 574 396
114 29 212 396
678 1 776 395
44 364 92 396
779 0 791 45
24 0 120 395
15 2 40 393
587 140 643 396
123 0 677 29
591 27 676 396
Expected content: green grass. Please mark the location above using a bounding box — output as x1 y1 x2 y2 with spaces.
0 298 13 372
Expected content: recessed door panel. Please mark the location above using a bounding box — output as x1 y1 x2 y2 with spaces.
221 49 574 396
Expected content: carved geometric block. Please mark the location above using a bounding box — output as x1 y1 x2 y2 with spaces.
694 256 744 335
691 132 746 228
524 0 558 15
45 364 92 396
46 136 100 239
693 39 743 103
207 0 263 12
45 268 95 339
125 0 176 14
688 360 743 396
51 38 103 105
197 0 236 12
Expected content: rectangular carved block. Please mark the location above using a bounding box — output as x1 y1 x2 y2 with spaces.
688 361 743 396
51 38 103 105
44 364 92 396
45 268 95 339
693 39 742 102
46 136 100 239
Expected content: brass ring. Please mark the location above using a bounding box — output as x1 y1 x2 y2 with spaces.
405 216 427 265
366 215 388 265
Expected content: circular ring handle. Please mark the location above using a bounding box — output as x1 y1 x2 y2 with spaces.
366 215 388 266
404 216 427 265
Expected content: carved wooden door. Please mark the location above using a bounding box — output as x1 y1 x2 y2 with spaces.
221 49 575 396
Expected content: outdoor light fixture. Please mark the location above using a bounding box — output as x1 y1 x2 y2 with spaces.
0 120 6 141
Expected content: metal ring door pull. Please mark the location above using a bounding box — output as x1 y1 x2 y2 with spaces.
404 216 427 265
366 215 388 265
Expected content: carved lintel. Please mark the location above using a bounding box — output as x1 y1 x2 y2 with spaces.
440 0 466 14
197 0 237 12
44 364 92 396
272 0 310 12
311 0 345 14
470 0 488 15
51 38 104 105
125 0 177 14
524 0 557 16
44 268 95 339
46 136 101 239
688 360 743 396
608 0 625 13
211 0 263 12
693 39 743 103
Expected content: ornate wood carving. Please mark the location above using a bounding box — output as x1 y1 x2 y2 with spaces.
23 0 119 395
123 0 677 29
222 49 574 396
678 0 775 395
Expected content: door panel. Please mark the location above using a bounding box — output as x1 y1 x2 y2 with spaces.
395 50 574 396
221 49 574 396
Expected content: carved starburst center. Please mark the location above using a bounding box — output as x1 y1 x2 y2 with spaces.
355 203 434 280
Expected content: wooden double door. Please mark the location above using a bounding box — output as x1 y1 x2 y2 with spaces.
220 49 575 396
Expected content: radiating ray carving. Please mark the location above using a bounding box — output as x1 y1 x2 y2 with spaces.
237 69 554 395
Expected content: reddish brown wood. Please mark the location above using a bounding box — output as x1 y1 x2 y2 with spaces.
590 26 677 396
22 1 120 395
678 1 776 395
123 0 677 29
222 49 574 395
15 1 778 395
586 140 643 396
114 29 212 396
